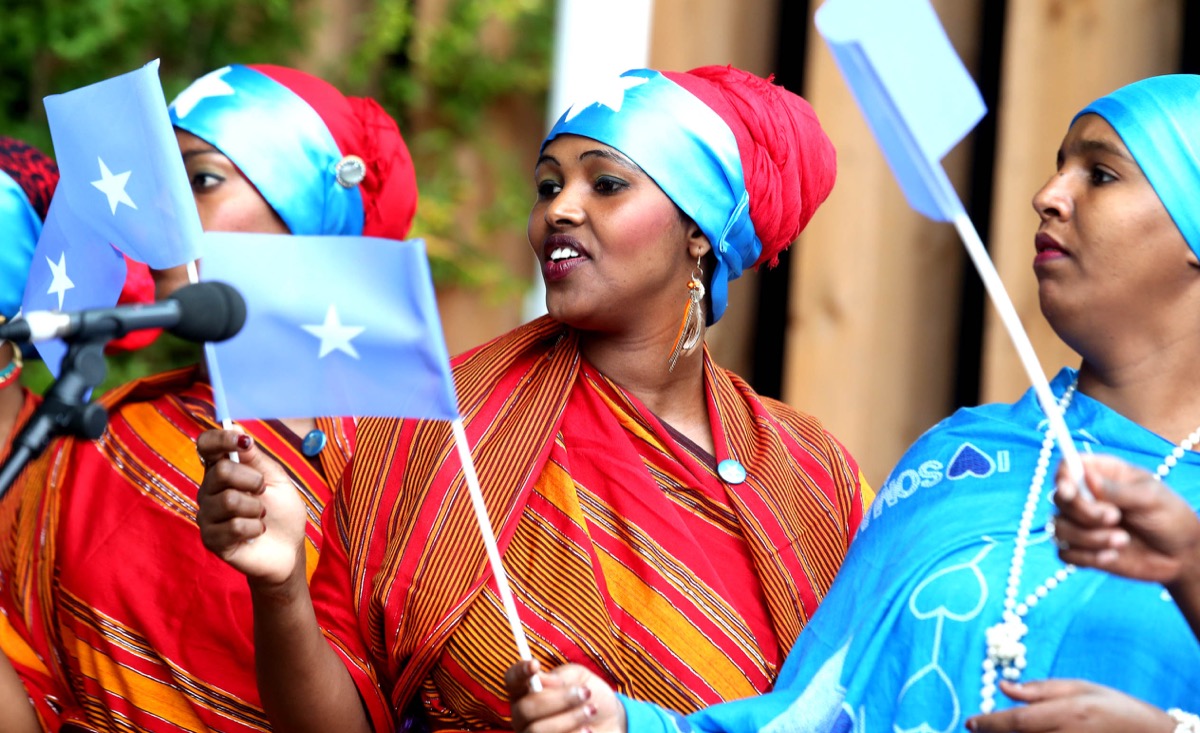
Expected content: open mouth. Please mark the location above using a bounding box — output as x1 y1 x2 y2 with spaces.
548 246 582 263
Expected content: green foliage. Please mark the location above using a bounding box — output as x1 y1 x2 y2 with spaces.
0 0 310 151
348 0 554 296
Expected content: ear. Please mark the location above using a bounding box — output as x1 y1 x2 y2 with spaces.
687 222 712 260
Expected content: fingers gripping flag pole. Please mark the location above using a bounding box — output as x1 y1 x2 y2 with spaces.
815 0 1087 493
199 232 540 685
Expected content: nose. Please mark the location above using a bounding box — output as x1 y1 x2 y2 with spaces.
1032 173 1071 222
544 182 584 228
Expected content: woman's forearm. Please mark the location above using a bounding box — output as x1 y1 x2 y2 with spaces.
0 652 40 733
251 566 372 733
1167 558 1200 642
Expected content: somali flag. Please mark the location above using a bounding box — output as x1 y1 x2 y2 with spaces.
199 232 459 422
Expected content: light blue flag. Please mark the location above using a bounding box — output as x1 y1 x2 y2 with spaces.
20 198 128 374
22 60 203 374
43 60 202 269
200 233 460 422
815 0 986 221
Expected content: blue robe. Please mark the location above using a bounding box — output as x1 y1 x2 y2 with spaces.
623 368 1200 732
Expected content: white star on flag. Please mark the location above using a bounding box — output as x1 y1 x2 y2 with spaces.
564 74 649 122
301 304 366 359
45 252 75 310
91 157 137 215
171 66 235 119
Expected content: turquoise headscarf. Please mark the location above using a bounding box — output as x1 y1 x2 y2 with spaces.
1076 74 1200 260
169 64 365 238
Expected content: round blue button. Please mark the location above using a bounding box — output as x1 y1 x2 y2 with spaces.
717 458 746 484
301 429 327 457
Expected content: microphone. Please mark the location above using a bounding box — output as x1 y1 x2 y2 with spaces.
0 281 247 345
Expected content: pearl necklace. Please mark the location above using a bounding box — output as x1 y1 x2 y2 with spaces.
979 380 1200 714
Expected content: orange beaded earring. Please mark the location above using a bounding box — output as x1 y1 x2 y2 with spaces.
667 252 705 372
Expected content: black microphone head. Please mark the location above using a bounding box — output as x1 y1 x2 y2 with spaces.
167 282 247 343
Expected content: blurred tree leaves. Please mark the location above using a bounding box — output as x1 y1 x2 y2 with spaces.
0 0 308 150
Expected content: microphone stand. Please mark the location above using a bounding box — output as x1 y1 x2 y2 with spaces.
0 336 111 499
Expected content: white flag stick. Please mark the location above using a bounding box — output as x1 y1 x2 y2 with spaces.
950 210 1088 497
450 417 542 691
188 259 240 464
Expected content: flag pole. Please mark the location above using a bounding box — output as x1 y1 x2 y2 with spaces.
450 417 542 691
948 207 1087 496
188 260 240 464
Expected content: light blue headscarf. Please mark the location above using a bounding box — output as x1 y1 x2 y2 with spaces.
169 64 365 237
0 168 43 320
1076 74 1200 260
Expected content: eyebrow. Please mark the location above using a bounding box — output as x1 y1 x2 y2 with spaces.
1062 138 1135 163
534 148 642 173
181 148 223 161
579 148 640 172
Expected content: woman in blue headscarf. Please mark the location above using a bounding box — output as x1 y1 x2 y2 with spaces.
507 73 1200 733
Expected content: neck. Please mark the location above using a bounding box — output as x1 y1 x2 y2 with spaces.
578 331 713 453
1076 350 1200 444
280 417 318 440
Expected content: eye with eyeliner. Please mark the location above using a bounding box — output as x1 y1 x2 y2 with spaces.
1088 166 1117 186
593 175 628 195
535 178 562 199
189 171 225 192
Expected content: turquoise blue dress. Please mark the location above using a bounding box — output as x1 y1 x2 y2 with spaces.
622 367 1200 732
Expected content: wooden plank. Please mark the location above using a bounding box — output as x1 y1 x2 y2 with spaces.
980 0 1183 403
782 1 982 487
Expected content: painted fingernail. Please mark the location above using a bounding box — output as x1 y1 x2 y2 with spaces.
965 719 976 731
583 704 596 718
236 434 252 450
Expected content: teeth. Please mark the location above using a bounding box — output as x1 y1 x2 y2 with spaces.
549 246 581 262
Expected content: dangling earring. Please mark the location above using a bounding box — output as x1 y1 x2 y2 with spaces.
667 253 705 372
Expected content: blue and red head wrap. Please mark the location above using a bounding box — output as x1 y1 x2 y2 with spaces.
1076 74 1200 261
169 64 417 239
543 65 836 323
0 136 56 320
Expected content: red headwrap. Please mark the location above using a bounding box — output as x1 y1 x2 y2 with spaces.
249 65 419 240
663 65 836 267
0 137 58 220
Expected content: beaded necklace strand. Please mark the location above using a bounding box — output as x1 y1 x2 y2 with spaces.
980 380 1200 713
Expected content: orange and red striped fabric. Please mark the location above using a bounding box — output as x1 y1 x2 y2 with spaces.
311 317 870 731
0 366 355 732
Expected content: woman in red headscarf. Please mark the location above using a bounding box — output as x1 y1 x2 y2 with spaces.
196 65 870 733
0 66 417 732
